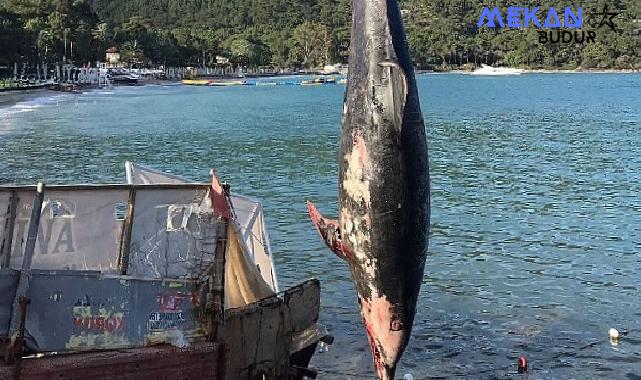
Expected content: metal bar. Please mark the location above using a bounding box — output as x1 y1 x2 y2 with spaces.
117 187 136 275
0 183 210 192
8 183 44 343
217 221 228 378
207 220 227 343
1 191 17 269
10 296 29 378
213 179 236 379
0 342 220 379
20 183 45 272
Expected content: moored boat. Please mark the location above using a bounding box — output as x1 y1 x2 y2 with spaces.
470 64 524 76
301 76 337 85
181 79 213 86
208 80 247 87
111 73 140 84
51 83 83 93
181 79 247 87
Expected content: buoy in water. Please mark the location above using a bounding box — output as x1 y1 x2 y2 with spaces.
517 355 528 373
609 328 620 345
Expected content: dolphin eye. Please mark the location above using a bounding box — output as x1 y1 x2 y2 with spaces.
391 319 404 331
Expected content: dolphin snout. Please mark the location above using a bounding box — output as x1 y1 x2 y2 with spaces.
359 296 408 379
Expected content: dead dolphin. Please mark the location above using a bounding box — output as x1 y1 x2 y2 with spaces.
306 0 430 378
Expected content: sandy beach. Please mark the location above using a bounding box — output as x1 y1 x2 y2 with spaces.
0 89 61 109
522 68 641 74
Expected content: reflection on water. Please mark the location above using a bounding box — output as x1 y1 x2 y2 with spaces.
1 74 641 378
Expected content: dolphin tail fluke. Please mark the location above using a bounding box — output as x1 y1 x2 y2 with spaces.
306 201 350 261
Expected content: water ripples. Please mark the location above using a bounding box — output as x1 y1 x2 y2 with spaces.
1 74 640 378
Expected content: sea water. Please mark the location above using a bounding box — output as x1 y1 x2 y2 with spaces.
1 74 640 378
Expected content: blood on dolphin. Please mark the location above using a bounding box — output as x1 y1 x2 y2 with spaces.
306 0 430 378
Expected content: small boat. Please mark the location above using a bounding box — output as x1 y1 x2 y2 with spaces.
51 83 82 93
0 163 329 379
182 79 247 87
208 80 247 87
470 64 524 76
301 76 337 85
338 78 347 84
111 73 140 85
181 79 213 86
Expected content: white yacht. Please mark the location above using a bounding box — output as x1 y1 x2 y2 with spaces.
470 64 524 76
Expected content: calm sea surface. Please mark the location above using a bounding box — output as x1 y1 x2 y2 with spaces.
1 74 640 379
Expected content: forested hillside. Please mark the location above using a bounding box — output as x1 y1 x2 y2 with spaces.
1 0 640 69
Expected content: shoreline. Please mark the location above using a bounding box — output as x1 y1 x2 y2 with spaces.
1 68 637 110
0 80 177 110
0 89 62 109
423 68 641 74
0 74 310 109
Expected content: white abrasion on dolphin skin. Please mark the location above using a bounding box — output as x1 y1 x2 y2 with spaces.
342 204 379 297
341 132 381 298
342 134 371 207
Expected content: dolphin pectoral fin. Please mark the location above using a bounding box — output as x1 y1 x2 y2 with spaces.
306 201 350 261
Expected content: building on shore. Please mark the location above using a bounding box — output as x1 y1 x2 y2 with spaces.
106 47 121 68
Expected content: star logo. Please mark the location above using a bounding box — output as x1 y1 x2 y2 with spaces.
591 5 620 32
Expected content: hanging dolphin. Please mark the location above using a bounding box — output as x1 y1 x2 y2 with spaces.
306 0 430 378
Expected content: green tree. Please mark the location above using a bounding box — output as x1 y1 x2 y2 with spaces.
227 35 270 67
120 40 144 66
290 21 330 68
2 0 640 71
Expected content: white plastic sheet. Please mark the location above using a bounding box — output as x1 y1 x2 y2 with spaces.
125 162 278 291
9 189 127 272
126 187 221 278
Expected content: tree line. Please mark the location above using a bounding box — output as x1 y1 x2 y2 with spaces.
0 0 639 71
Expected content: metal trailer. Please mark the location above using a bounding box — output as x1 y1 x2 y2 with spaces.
0 177 327 379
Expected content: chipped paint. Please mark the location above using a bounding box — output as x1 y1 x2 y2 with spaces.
72 305 126 333
65 332 131 350
146 329 188 348
156 291 192 312
145 328 206 348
